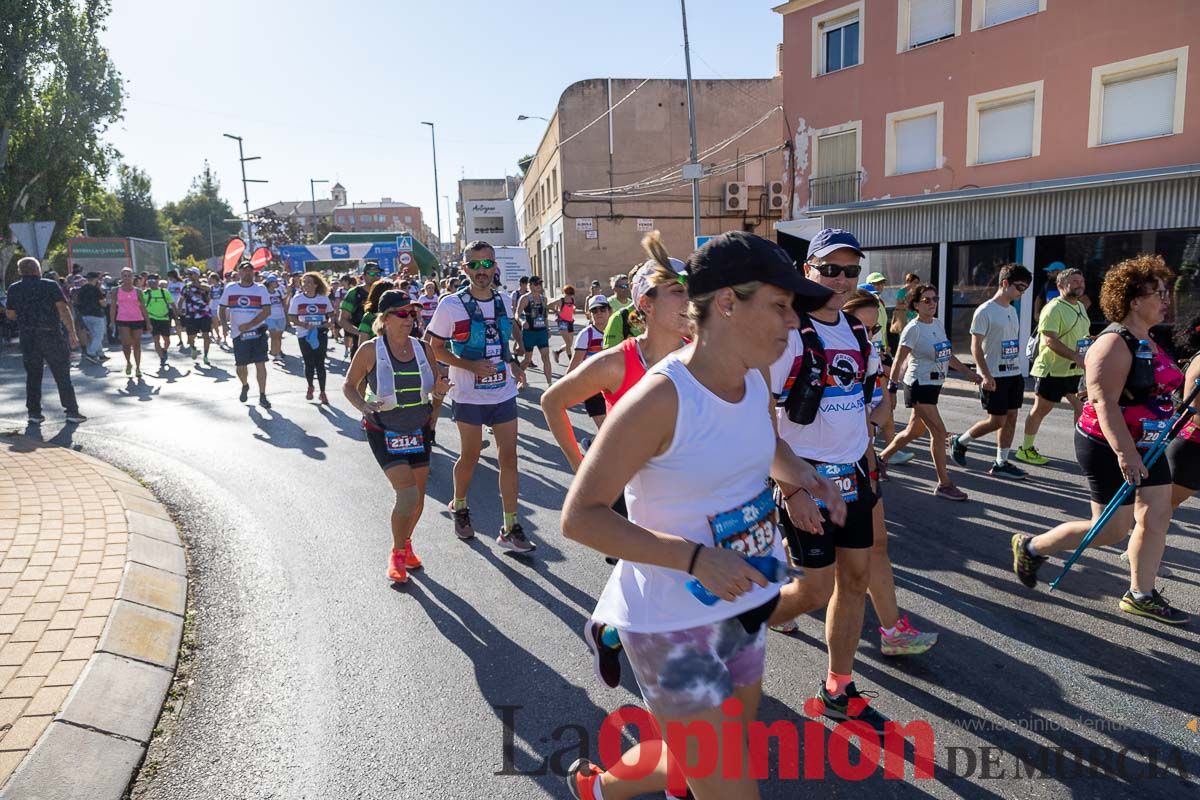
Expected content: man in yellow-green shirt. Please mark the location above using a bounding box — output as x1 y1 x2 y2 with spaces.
1015 268 1091 465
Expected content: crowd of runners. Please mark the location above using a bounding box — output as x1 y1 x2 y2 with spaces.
6 226 1199 800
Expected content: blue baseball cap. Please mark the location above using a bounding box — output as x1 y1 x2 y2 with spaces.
806 228 865 261
1046 261 1066 273
857 282 879 294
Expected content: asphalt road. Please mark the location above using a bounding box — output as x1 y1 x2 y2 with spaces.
1 334 1198 799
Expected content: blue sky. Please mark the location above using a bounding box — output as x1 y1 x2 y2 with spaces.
101 0 782 241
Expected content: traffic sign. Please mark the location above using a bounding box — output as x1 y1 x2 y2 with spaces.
9 221 55 260
398 252 413 266
695 235 715 250
396 235 414 252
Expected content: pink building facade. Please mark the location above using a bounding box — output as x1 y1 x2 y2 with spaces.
775 0 1200 355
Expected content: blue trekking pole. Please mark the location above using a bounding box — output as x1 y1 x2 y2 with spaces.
1049 377 1200 591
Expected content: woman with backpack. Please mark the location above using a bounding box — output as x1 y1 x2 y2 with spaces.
1011 255 1188 625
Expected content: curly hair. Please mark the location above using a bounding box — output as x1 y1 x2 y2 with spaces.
302 271 329 295
1099 254 1173 322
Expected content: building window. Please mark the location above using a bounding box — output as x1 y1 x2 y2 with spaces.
899 0 959 51
810 122 861 206
360 214 371 223
967 81 1043 165
812 3 863 77
885 102 943 175
551 168 558 200
404 215 413 223
971 0 1044 31
475 216 505 234
375 214 386 223
336 215 345 224
1089 47 1188 147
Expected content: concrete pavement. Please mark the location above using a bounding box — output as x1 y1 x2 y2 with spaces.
0 336 1197 798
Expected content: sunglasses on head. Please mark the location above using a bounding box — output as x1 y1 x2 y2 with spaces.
465 259 496 271
811 262 862 279
386 307 417 319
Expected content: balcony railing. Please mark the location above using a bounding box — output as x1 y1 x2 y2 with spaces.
808 171 862 207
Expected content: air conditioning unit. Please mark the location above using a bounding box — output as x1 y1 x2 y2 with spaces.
723 181 747 213
766 181 786 214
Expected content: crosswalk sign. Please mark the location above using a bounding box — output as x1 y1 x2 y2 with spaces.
396 235 414 252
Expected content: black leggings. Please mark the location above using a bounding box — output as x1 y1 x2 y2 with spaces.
299 331 328 391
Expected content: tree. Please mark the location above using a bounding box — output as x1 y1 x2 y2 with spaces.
249 208 293 250
1 0 124 281
116 163 160 240
160 160 238 258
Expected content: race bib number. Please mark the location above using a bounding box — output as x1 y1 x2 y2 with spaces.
813 462 858 508
707 486 777 558
934 340 952 365
384 430 424 455
475 362 507 390
1001 339 1020 362
558 319 571 332
239 329 260 341
1138 418 1169 450
301 314 325 324
1077 338 1093 356
533 316 546 330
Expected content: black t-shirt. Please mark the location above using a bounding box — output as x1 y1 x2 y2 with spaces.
5 276 65 335
76 283 105 317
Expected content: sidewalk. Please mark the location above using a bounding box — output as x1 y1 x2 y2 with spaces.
0 437 186 799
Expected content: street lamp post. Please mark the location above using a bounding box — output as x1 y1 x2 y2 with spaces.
679 0 702 241
223 133 268 250
517 114 549 122
420 122 443 275
310 178 328 243
82 217 100 237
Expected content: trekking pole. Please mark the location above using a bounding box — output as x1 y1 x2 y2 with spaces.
1049 378 1200 591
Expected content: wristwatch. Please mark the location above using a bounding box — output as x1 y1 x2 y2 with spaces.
887 380 901 393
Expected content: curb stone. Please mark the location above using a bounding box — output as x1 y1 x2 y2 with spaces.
0 446 186 800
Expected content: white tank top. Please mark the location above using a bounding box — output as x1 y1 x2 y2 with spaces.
592 348 784 633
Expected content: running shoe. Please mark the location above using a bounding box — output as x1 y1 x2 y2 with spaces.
190 346 198 359
239 385 249 403
988 461 1027 480
880 616 938 656
1118 589 1189 625
452 507 475 540
933 483 968 501
125 363 132 376
403 542 422 570
1118 549 1173 578
318 392 329 405
814 682 889 735
890 449 915 465
1011 534 1047 589
566 757 603 800
160 354 167 367
306 385 314 401
259 394 271 409
1014 445 1049 466
387 548 407 583
770 619 799 634
584 620 621 689
135 369 142 379
64 412 87 424
498 524 536 553
26 414 44 424
202 355 210 366
949 434 968 467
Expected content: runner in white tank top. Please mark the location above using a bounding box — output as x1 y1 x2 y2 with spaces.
561 232 843 800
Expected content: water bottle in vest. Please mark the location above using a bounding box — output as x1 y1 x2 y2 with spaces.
1133 338 1154 387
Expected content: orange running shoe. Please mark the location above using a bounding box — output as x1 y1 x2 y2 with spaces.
403 542 422 570
566 758 602 800
387 548 407 583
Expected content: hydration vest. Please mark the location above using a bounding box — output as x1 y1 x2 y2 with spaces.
781 311 875 425
449 287 512 363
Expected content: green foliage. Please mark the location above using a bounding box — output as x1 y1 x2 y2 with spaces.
1 0 125 277
116 163 161 240
160 160 239 259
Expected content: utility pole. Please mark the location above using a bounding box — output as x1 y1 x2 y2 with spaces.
680 0 702 241
223 133 267 250
310 178 328 243
421 122 443 272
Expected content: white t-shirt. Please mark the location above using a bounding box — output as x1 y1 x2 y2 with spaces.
970 299 1023 377
418 294 439 323
427 291 518 406
769 315 875 465
573 325 604 360
220 282 271 338
267 287 287 321
900 318 952 387
287 293 333 331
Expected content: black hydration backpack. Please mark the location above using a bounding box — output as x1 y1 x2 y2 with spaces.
782 311 875 425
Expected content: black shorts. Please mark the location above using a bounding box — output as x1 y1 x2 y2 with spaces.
1074 429 1172 506
233 329 269 366
1034 374 1081 403
558 320 575 334
149 318 172 337
583 393 606 418
184 317 212 336
777 455 876 570
903 381 942 408
365 421 432 470
115 320 144 331
980 374 1024 415
1167 437 1200 492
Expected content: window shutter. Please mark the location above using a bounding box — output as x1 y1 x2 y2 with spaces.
909 0 955 47
1101 69 1177 144
895 114 938 174
983 0 1039 27
977 97 1034 163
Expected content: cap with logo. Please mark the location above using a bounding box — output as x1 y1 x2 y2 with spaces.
806 228 866 261
687 231 832 313
587 294 611 311
377 290 412 313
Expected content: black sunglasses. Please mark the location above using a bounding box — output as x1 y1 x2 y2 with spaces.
811 262 862 279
